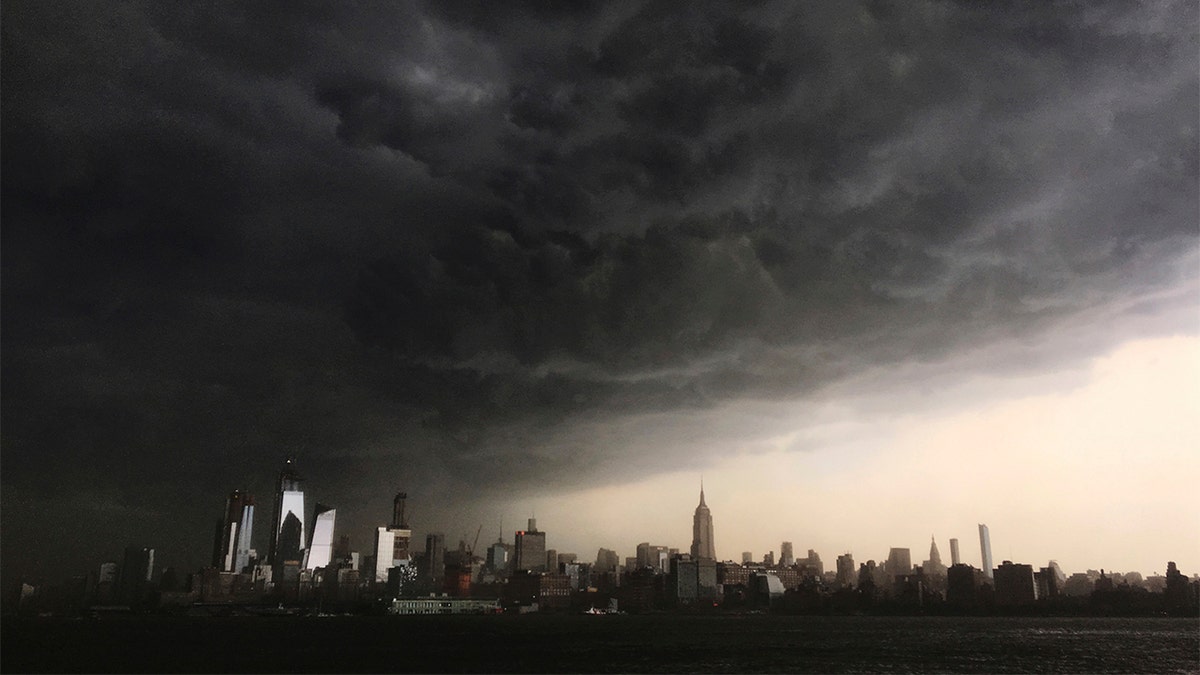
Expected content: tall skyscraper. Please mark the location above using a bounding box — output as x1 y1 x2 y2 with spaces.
269 457 306 567
780 542 795 566
212 489 255 573
303 503 337 571
978 524 994 580
949 538 961 566
372 492 412 583
690 484 715 561
514 518 547 572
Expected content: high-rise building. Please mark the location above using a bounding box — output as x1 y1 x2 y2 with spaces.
978 524 994 580
426 533 446 585
595 548 620 573
212 490 255 573
372 492 412 583
118 546 155 606
780 542 795 567
303 504 337 570
514 518 547 572
994 560 1037 606
269 458 306 568
487 541 512 575
922 536 946 578
742 551 753 564
545 548 558 573
949 538 961 566
636 543 669 572
690 484 716 560
835 553 856 589
885 548 912 578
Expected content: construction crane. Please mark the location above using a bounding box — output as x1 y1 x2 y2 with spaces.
467 524 483 559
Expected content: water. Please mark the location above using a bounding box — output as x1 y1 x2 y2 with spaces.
3 614 1197 673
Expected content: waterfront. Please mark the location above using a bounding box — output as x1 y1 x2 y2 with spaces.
3 614 1196 673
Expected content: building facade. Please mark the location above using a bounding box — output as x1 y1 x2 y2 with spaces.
514 518 547 572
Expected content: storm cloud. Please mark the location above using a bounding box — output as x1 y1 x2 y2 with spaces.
2 1 1196 579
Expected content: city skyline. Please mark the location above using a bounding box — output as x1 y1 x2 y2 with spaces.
3 3 1197 585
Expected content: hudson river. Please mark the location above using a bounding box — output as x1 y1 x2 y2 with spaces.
4 614 1197 673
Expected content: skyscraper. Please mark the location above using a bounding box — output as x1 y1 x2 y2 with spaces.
978 524 994 580
923 536 946 578
303 503 337 571
690 484 715 561
780 541 795 567
514 518 547 572
836 553 856 588
269 457 306 568
949 538 961 566
212 489 254 573
118 546 155 606
372 492 412 583
426 532 446 585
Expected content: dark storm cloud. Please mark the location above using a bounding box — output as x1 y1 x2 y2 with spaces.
2 0 1196 579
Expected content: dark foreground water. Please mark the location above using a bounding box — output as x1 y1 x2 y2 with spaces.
3 614 1197 673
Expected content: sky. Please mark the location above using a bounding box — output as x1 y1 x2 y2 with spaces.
2 1 1197 583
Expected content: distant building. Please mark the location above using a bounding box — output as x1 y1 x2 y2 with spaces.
213 490 255 573
949 538 961 566
303 504 336 571
978 524 994 581
371 492 412 583
486 541 512 576
885 548 912 579
690 485 716 560
269 458 306 569
545 549 558 572
426 533 446 586
946 563 982 608
118 546 155 606
669 554 700 605
636 543 669 572
800 549 823 576
763 551 775 567
595 548 620 573
835 553 856 589
994 560 1037 606
780 542 794 567
514 519 546 572
922 537 947 579
742 551 753 564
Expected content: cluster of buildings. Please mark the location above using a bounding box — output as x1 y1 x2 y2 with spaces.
7 460 1199 617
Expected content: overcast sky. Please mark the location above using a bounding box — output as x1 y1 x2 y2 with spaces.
3 1 1197 582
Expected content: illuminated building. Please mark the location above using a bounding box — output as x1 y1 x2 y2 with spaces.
303 504 336 570
212 489 255 573
372 492 412 583
268 458 306 568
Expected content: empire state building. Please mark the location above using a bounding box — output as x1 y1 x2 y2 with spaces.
690 484 716 560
